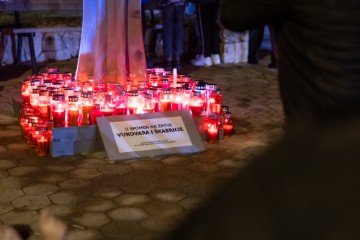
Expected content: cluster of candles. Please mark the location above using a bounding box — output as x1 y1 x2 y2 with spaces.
20 67 235 155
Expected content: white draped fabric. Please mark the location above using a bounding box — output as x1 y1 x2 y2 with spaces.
76 0 147 85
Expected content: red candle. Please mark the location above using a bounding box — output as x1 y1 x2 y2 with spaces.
53 109 65 127
68 108 79 126
189 104 203 118
160 99 172 112
113 105 128 115
37 136 48 156
99 108 114 116
224 124 234 137
207 126 219 144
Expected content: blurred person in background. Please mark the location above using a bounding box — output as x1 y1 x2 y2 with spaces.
158 0 187 71
191 0 221 67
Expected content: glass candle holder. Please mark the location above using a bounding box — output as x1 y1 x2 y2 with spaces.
38 90 50 120
141 93 155 113
99 95 115 116
207 114 219 144
147 88 160 112
30 88 40 108
21 79 31 105
94 81 107 91
67 96 80 126
159 88 172 112
209 89 222 114
189 91 205 118
171 88 184 111
30 78 41 91
80 91 94 125
113 92 128 116
51 94 66 127
127 90 139 114
224 111 235 137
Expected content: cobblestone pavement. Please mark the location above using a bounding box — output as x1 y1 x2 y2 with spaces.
0 58 284 240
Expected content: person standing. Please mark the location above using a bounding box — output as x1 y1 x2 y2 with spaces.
220 0 360 131
191 0 221 67
158 0 187 71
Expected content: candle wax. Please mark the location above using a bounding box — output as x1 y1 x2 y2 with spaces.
207 128 219 144
53 109 65 127
68 109 79 126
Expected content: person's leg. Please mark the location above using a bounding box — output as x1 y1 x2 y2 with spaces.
268 23 278 68
248 25 265 64
198 4 213 66
209 2 221 64
173 4 186 68
161 5 174 70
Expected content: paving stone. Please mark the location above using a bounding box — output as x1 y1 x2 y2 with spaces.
6 125 21 130
186 162 219 173
6 142 30 150
34 173 68 183
0 115 18 125
73 212 110 228
156 166 191 177
98 164 133 175
152 175 189 189
139 216 178 232
23 183 59 196
42 163 76 172
178 197 203 210
67 169 102 179
149 189 186 202
8 166 41 177
49 191 87 205
114 194 151 206
120 177 156 194
74 158 107 168
218 158 249 169
0 210 39 225
82 151 107 159
0 150 29 159
42 204 77 218
0 145 6 152
143 201 184 217
0 202 14 215
0 130 21 138
129 159 163 170
90 186 123 199
59 178 92 190
0 188 24 202
160 155 193 166
11 195 51 210
80 198 116 212
0 171 9 180
100 222 147 239
107 207 149 221
67 229 103 240
0 176 29 188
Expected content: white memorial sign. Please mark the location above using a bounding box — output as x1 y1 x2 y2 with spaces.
97 111 205 160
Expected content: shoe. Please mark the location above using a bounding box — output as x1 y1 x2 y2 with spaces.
204 57 213 66
247 57 258 65
191 55 206 66
211 54 221 65
268 62 277 69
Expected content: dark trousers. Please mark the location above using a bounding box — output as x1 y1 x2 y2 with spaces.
248 25 265 62
197 3 220 58
161 4 185 60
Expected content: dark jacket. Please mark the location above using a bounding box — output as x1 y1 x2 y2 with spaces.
221 0 360 127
